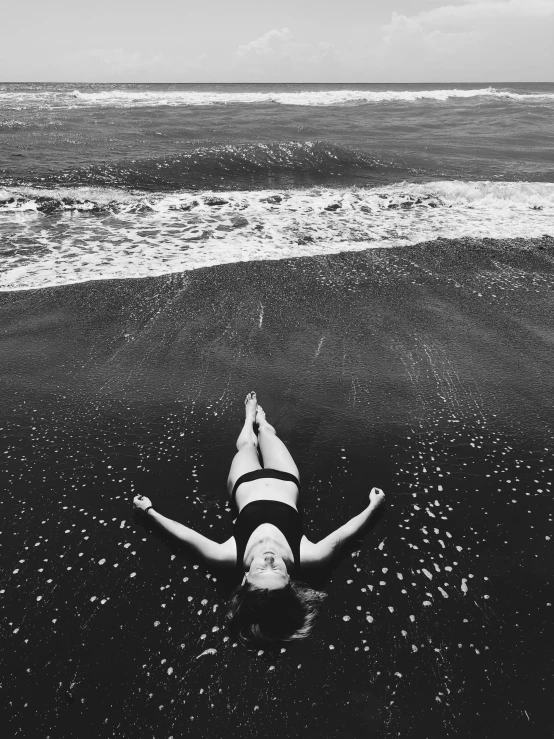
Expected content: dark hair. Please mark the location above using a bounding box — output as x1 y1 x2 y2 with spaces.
225 580 327 649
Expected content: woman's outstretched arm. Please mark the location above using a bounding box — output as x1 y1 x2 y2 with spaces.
302 488 385 568
133 495 236 567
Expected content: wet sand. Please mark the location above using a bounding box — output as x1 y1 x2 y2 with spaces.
1 237 553 738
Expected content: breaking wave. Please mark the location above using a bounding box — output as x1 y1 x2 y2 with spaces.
2 87 554 110
1 180 553 291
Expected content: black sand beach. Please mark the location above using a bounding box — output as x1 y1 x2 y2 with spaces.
1 238 553 738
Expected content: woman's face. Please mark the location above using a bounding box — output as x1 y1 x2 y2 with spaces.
245 552 290 590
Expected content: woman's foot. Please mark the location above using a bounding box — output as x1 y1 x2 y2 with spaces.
256 405 268 428
235 393 259 450
244 391 258 423
241 392 259 447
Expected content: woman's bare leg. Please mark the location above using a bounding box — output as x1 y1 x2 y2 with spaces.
256 406 300 479
227 392 261 495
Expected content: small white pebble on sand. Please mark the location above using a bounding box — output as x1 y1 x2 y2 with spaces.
343 615 350 621
329 645 335 650
130 572 136 578
98 559 106 565
167 667 173 675
423 601 432 606
366 615 374 623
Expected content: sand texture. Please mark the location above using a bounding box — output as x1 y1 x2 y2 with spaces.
1 237 553 738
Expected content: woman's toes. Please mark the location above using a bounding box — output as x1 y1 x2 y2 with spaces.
256 405 267 424
245 392 258 419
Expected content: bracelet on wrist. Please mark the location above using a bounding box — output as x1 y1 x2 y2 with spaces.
144 505 154 515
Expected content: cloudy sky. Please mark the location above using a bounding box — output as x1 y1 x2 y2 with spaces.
1 0 553 82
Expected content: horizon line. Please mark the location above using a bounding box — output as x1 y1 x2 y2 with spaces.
1 80 552 85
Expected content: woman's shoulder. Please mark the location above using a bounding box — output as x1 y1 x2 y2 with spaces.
299 535 336 569
210 536 237 568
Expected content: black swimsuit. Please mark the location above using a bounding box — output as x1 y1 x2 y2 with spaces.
231 470 303 573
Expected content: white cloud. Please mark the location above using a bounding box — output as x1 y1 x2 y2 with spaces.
233 28 339 80
370 0 554 80
235 28 294 59
383 0 554 43
419 0 554 26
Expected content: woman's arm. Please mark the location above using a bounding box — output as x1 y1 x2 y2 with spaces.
302 488 385 568
133 495 236 567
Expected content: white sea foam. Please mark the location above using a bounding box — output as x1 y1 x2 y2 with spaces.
1 181 553 291
2 88 554 109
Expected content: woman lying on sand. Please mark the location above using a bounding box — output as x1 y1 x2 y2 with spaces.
133 392 384 647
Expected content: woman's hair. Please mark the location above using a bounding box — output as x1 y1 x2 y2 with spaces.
225 580 327 649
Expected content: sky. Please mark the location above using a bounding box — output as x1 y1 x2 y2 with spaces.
1 0 553 82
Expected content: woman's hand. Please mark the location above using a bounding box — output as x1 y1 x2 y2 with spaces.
133 494 153 512
369 488 385 508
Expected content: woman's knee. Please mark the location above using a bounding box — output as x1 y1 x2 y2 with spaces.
236 437 257 452
258 423 276 437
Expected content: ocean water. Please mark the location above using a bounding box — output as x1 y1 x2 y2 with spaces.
1 81 554 290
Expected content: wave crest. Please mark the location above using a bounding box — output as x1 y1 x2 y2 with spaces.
9 141 406 191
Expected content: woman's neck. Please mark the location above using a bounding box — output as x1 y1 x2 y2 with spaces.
245 527 293 565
